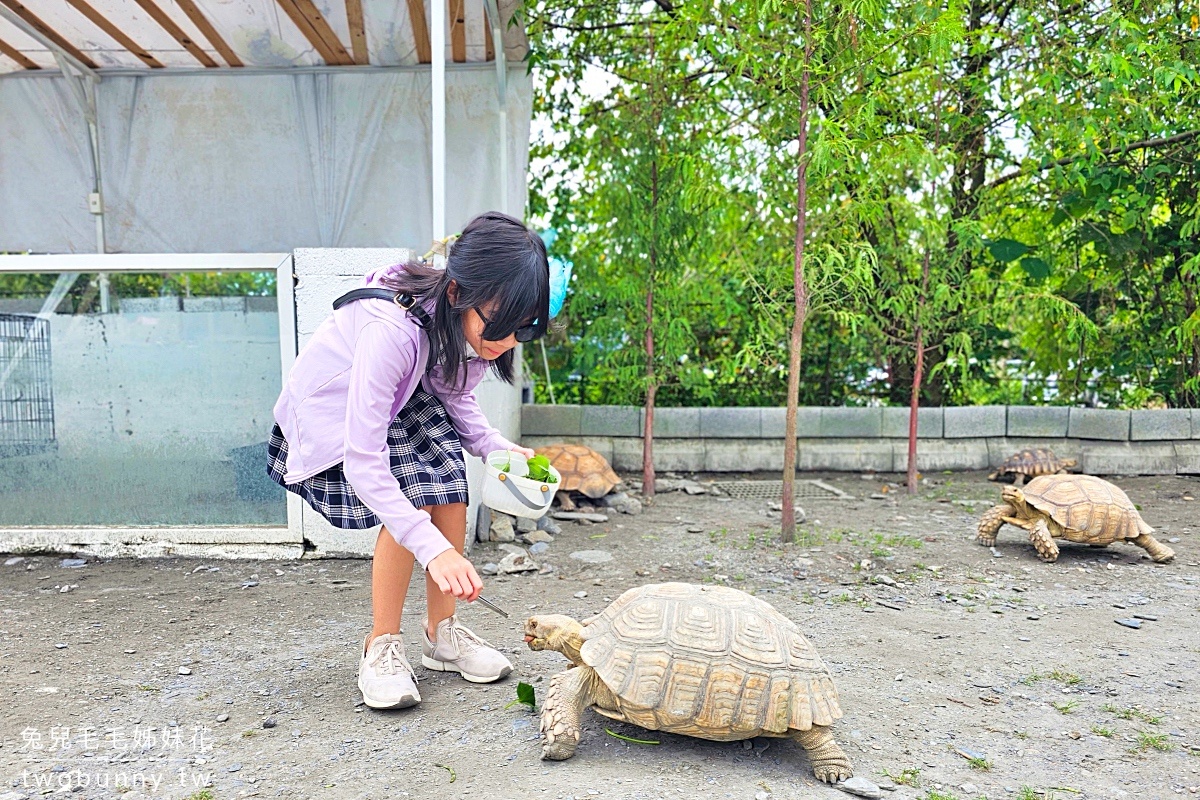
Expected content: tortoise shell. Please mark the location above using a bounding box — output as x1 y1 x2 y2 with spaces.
995 448 1072 477
577 583 841 740
1020 474 1153 544
535 444 621 499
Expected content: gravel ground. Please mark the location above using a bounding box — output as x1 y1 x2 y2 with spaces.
2 470 1198 800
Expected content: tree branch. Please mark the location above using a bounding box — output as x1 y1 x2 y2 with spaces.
988 130 1200 190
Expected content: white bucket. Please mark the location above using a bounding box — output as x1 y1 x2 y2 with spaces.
481 451 560 519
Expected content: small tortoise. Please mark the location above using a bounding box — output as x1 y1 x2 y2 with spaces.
524 582 853 782
988 448 1077 485
534 443 621 511
977 474 1174 563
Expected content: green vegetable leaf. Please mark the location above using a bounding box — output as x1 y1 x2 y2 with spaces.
505 681 537 712
524 454 558 483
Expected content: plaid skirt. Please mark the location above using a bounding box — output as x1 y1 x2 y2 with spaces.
266 389 469 528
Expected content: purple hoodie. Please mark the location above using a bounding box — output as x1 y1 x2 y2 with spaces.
273 265 516 568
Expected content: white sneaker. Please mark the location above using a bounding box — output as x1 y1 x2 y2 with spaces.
358 633 420 709
421 616 513 683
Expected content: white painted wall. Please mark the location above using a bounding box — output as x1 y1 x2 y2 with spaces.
291 248 521 557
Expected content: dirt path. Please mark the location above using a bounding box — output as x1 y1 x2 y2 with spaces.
2 471 1198 800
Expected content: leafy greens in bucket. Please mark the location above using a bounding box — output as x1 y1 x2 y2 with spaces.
499 453 558 484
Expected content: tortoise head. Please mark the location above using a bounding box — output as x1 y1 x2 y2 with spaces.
1060 458 1078 470
524 614 585 662
1000 485 1026 507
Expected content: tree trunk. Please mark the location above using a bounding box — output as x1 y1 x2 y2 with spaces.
782 0 813 543
642 157 659 498
906 332 923 494
643 282 656 498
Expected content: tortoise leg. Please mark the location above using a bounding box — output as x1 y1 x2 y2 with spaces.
540 667 597 761
792 726 853 783
1028 518 1059 562
1129 533 1175 563
1013 473 1026 487
976 504 1015 547
555 491 576 511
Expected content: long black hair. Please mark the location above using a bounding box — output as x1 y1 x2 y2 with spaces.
381 212 549 391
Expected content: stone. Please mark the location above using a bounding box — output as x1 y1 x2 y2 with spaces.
651 407 701 438
1115 618 1143 630
602 491 642 515
704 440 787 472
699 407 761 438
570 550 613 565
497 552 538 574
873 574 897 587
574 591 588 599
797 440 893 472
553 511 609 523
762 406 822 437
1068 408 1131 441
894 439 991 471
581 405 642 436
1006 406 1070 437
536 516 562 535
490 515 516 543
521 404 583 436
882 407 944 438
481 562 499 576
838 776 883 798
216 713 229 722
943 406 1006 438
262 718 276 729
5 556 24 566
683 482 708 496
820 408 883 438
528 542 550 556
515 516 538 533
498 544 527 556
178 667 192 675
60 558 87 568
1131 409 1192 440
520 530 554 545
1081 443 1177 475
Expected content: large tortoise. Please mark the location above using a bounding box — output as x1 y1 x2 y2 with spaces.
534 443 621 511
523 582 853 783
988 448 1077 485
977 474 1174 563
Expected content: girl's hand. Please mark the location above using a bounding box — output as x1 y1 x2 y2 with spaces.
510 445 536 459
427 550 482 602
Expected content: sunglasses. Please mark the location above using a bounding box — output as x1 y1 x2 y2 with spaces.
475 307 540 343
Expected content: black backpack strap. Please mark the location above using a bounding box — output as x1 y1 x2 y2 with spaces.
332 288 432 329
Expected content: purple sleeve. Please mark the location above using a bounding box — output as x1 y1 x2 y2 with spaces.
429 366 516 459
341 323 454 569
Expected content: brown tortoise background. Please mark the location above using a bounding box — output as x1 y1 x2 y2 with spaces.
977 473 1175 563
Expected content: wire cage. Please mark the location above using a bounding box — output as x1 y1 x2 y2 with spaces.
0 313 56 457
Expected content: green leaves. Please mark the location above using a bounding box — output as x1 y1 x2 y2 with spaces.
987 238 1032 263
505 681 537 712
1019 257 1051 280
524 455 558 484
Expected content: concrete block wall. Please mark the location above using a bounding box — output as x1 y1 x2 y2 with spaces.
521 405 1200 476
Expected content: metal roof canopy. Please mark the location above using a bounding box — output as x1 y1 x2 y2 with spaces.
0 0 526 253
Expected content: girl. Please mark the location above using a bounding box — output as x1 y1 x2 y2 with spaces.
267 212 549 709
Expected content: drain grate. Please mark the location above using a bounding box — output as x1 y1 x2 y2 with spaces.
710 479 851 501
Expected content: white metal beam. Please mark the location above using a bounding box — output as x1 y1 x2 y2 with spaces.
0 252 290 273
482 0 508 215
432 0 445 241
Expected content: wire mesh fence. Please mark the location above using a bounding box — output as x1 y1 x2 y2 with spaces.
0 313 56 457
